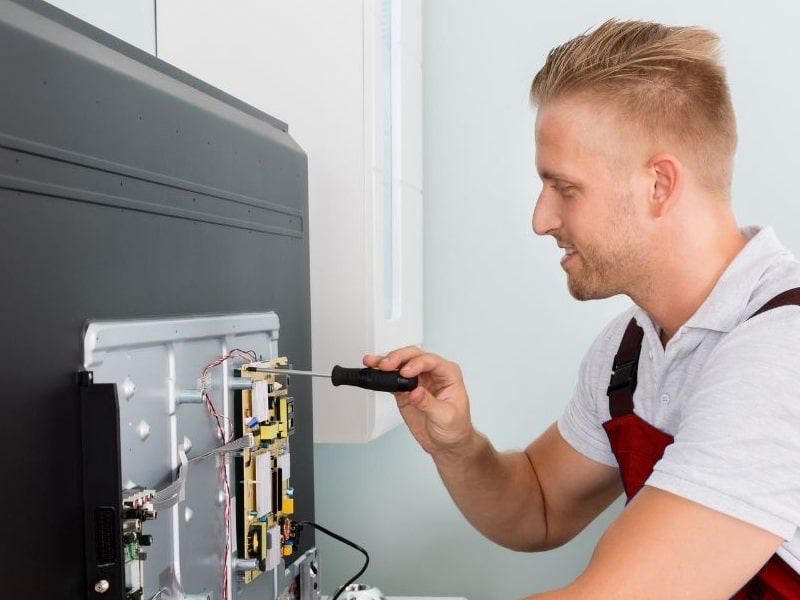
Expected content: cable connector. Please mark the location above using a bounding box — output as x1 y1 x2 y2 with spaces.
291 519 303 540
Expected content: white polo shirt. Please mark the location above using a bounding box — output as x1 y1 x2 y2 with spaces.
559 225 800 571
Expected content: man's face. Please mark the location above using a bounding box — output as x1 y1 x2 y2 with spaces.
532 98 652 301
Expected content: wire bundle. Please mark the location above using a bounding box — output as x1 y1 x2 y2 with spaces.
199 348 257 600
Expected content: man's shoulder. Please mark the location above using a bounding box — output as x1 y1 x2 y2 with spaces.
583 305 641 362
738 225 800 316
744 259 800 320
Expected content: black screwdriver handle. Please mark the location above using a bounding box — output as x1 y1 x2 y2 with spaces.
330 366 418 392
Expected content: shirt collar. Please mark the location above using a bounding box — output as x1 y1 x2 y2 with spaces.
634 226 788 334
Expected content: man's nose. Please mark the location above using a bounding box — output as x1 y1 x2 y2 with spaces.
532 190 561 236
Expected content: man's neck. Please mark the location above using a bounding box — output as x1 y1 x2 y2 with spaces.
639 224 747 345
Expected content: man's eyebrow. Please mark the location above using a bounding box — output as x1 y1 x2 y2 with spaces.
538 169 575 183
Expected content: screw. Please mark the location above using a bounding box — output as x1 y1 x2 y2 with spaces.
94 579 110 593
121 377 136 400
137 420 151 441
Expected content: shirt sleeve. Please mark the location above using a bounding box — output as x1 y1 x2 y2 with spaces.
648 307 800 542
558 316 629 469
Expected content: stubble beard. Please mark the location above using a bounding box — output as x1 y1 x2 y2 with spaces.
565 192 644 301
566 243 632 301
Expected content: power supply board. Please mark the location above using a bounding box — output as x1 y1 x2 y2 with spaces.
234 360 297 584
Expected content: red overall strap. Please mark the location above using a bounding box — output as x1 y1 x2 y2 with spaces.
603 318 673 501
731 557 800 600
750 288 800 319
603 288 800 599
607 318 644 418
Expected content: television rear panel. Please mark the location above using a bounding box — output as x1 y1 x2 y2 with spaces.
0 1 316 598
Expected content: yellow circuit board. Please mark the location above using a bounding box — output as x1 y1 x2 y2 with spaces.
236 357 297 585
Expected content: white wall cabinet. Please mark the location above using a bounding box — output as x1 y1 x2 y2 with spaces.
155 0 423 443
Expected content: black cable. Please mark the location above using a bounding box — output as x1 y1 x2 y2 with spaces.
296 520 370 600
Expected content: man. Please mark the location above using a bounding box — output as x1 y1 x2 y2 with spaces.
365 19 800 599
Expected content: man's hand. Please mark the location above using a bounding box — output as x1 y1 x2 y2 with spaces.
363 346 475 458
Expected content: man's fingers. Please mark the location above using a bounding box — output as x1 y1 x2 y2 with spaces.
363 346 425 372
398 386 425 406
362 353 384 368
406 386 437 412
371 346 472 456
396 387 443 426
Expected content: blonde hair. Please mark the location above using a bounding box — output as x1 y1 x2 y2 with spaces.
530 19 737 193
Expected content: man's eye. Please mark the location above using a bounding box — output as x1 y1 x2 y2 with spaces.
553 184 574 197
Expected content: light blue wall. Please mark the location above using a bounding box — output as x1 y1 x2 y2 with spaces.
313 1 800 598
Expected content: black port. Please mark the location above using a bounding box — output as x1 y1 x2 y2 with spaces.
233 389 246 558
122 531 137 545
123 507 155 521
95 507 117 566
272 467 282 512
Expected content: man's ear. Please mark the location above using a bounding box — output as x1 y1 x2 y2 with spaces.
647 154 682 217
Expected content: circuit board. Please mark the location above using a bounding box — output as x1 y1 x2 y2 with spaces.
121 488 156 600
235 358 298 585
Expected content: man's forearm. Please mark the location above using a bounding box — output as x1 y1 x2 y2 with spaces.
433 430 549 551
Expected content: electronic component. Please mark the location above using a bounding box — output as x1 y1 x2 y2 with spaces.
121 488 156 600
234 357 298 586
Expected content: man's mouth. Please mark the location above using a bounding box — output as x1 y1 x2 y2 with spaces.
560 246 577 268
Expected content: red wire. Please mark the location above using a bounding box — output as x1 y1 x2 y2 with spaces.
200 349 256 600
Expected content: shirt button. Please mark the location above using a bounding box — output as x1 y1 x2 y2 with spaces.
660 394 670 404
648 351 654 360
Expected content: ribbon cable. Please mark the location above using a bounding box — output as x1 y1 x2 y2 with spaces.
151 434 254 511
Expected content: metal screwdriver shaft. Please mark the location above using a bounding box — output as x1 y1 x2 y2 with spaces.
247 368 331 378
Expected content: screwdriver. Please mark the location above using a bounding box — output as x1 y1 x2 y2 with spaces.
244 365 418 393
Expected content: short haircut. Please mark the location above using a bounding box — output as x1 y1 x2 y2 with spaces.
530 19 737 193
